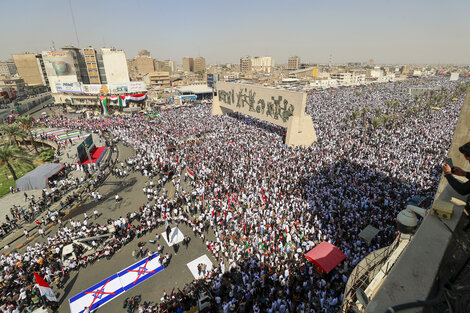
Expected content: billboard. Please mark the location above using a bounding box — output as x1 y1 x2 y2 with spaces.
42 51 76 78
108 83 129 93
55 82 83 93
82 84 102 94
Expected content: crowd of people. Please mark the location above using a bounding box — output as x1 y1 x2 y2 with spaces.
0 77 468 312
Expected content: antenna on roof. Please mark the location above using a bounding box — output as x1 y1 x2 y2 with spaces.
68 0 80 48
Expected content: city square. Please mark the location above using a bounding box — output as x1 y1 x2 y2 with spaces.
1 1 470 313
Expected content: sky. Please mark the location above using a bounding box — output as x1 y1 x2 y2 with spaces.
1 0 469 65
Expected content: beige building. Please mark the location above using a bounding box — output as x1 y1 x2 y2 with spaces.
240 56 252 73
288 56 300 70
251 56 273 73
62 46 89 84
144 71 170 90
101 47 130 83
12 53 48 86
134 55 155 75
194 57 206 73
183 57 194 72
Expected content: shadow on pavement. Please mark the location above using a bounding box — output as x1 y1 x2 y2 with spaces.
58 272 79 306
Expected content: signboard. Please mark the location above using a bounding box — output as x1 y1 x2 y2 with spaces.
213 82 316 146
108 84 129 93
82 84 102 94
128 81 147 92
42 51 77 78
55 82 83 93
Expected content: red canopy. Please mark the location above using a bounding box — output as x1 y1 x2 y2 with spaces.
305 241 346 274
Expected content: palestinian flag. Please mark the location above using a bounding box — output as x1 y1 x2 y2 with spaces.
187 168 195 180
127 93 147 101
34 272 57 302
99 96 108 115
119 95 127 107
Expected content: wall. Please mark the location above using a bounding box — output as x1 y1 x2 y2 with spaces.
102 49 130 84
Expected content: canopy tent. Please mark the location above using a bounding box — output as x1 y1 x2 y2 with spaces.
305 241 346 274
15 163 64 191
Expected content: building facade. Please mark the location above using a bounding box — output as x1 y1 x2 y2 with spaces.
251 56 273 73
144 71 170 90
101 47 130 84
288 56 300 70
134 55 155 75
12 53 48 86
0 61 17 77
62 46 89 84
240 56 252 73
83 46 106 84
194 57 206 73
183 57 194 72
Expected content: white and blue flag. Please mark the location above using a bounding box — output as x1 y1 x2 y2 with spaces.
69 254 164 313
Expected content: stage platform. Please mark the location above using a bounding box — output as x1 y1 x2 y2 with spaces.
79 147 107 165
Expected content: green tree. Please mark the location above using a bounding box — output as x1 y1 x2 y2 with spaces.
0 143 33 181
17 115 38 153
372 117 382 130
2 124 26 146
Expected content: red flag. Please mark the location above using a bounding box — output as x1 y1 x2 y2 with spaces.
34 272 57 302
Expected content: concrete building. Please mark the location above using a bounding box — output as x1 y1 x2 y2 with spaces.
289 67 318 79
83 46 106 84
134 55 155 75
288 56 300 70
0 77 25 94
143 71 170 90
240 56 252 73
183 57 194 72
251 56 273 73
0 61 17 76
194 57 206 73
42 50 82 93
62 46 89 84
101 47 130 84
12 53 48 86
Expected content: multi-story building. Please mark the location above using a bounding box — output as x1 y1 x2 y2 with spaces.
0 61 17 77
12 53 48 86
194 57 206 73
251 56 273 73
83 46 106 84
101 47 130 84
62 46 89 84
288 56 300 70
42 50 83 92
240 56 252 73
183 57 194 72
134 55 155 75
143 71 170 90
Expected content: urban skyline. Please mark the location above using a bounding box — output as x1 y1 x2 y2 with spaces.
1 0 469 65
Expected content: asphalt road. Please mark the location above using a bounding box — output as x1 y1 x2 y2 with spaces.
3 108 219 312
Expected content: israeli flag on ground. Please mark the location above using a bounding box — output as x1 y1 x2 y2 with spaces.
69 254 164 313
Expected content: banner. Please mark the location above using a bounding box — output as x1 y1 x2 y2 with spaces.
55 82 83 93
69 254 164 313
127 93 147 101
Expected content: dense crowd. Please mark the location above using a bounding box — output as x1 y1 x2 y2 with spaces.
0 77 468 312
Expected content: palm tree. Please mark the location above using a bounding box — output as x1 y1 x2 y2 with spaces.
17 115 38 153
0 144 33 181
352 110 360 124
372 117 382 130
375 108 381 116
2 124 26 146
